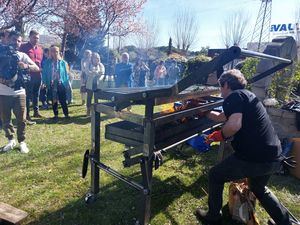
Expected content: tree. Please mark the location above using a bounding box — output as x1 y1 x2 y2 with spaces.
167 37 172 55
171 8 199 54
130 17 159 50
44 0 146 55
0 0 50 33
220 10 250 48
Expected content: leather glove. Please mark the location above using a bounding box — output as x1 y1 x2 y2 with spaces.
205 130 224 144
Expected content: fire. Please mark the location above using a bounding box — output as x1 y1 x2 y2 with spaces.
160 99 208 123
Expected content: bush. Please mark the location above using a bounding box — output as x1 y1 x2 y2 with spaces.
181 55 211 85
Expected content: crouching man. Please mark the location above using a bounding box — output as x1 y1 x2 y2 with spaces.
0 31 39 153
196 69 292 225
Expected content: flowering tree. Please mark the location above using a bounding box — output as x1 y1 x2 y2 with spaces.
45 0 146 54
0 0 52 33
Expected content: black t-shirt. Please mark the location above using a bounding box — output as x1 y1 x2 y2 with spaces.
223 89 282 162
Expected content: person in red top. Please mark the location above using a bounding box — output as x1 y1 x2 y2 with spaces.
19 30 43 120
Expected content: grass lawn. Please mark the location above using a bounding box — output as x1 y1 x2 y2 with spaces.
0 89 299 225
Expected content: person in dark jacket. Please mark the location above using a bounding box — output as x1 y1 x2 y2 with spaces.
196 69 292 225
115 52 132 88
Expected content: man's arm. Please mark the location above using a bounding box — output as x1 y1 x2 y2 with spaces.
221 113 242 138
19 52 39 72
206 111 227 123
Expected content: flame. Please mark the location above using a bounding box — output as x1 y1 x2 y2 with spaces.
160 103 176 114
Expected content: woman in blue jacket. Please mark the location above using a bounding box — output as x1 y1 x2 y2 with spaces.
42 46 70 119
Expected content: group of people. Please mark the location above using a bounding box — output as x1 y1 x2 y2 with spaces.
0 29 295 225
0 29 72 153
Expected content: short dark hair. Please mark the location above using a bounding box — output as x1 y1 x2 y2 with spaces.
8 30 21 38
44 48 49 53
218 69 247 90
29 30 39 36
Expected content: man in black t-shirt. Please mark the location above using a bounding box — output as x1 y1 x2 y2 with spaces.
195 69 292 225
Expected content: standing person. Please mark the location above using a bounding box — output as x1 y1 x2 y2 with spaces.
139 60 149 87
115 52 132 88
40 48 50 109
42 46 70 120
0 29 10 45
86 52 105 116
0 29 10 131
167 60 180 85
132 58 142 87
196 69 292 225
0 31 39 153
154 60 167 86
19 30 43 120
80 50 92 105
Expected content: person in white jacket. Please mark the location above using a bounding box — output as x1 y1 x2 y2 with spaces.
80 49 91 105
0 31 39 153
86 52 105 116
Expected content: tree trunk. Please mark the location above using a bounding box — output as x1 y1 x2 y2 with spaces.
61 32 68 58
15 18 25 36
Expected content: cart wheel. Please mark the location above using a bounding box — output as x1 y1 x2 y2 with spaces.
82 150 90 178
85 192 97 204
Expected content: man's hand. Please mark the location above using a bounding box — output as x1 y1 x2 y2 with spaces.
18 62 29 69
205 130 224 144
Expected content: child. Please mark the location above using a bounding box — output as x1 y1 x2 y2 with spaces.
42 46 70 119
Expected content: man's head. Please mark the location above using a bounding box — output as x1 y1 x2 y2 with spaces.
0 29 10 45
9 31 22 50
29 30 40 46
43 48 50 58
218 69 247 98
121 52 129 63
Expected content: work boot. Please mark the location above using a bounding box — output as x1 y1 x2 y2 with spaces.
2 139 17 152
195 208 222 225
33 111 43 118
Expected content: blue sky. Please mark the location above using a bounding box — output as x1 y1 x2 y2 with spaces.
140 0 299 50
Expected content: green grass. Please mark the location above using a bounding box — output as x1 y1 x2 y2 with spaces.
0 90 299 225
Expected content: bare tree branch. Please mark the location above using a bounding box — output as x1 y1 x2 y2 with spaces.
171 8 199 53
220 10 250 48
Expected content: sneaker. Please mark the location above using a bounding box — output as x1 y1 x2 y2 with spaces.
25 119 36 125
19 142 29 153
195 208 222 225
64 115 70 119
2 139 16 152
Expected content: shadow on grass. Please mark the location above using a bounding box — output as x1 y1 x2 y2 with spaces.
268 174 300 196
31 114 111 125
24 147 244 225
26 175 208 225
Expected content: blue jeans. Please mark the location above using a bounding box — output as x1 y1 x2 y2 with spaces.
208 154 292 225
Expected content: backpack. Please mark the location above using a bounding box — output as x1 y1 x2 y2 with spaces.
228 179 260 225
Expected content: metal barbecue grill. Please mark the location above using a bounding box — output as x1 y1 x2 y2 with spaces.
81 37 294 225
